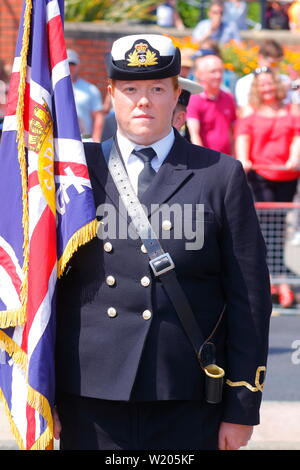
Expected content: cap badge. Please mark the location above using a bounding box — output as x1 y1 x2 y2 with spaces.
126 41 158 68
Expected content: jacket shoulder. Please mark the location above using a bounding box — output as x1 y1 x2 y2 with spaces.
187 139 241 173
83 142 102 167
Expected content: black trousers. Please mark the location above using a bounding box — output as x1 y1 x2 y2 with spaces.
56 393 223 450
247 171 298 203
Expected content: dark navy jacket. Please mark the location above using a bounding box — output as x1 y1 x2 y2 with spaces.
56 131 272 425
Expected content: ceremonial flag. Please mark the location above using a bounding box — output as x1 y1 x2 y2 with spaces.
0 0 97 449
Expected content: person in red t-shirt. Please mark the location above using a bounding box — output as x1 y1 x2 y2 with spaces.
235 67 300 185
186 54 236 154
235 66 300 307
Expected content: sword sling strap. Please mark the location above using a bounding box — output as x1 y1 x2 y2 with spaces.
101 140 225 402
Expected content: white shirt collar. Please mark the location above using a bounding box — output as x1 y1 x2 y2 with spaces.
116 128 175 169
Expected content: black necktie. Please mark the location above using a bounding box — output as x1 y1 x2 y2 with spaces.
133 147 157 198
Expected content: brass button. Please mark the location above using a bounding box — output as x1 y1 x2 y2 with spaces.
106 275 116 286
141 244 147 254
107 307 117 318
140 276 151 287
104 242 113 253
162 220 172 231
142 309 152 320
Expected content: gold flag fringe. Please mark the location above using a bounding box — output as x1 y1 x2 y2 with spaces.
57 219 99 277
0 330 27 372
0 0 33 331
0 387 54 451
27 385 54 450
16 0 32 324
0 1 32 329
0 335 54 450
0 332 54 450
0 306 26 329
0 220 100 327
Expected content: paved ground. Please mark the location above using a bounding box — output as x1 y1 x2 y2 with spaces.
244 401 300 450
0 402 17 450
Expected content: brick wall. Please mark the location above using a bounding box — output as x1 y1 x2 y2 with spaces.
64 35 114 99
0 0 23 70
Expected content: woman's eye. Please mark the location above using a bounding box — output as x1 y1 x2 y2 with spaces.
124 87 136 93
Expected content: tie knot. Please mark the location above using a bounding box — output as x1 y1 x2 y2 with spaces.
133 147 156 164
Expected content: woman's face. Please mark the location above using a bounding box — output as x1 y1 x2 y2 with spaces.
256 73 277 104
109 78 181 145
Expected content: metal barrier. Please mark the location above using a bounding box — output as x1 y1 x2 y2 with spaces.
255 202 300 315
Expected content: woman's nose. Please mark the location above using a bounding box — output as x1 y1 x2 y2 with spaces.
137 94 150 107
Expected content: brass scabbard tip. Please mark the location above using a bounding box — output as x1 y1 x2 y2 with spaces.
204 364 225 378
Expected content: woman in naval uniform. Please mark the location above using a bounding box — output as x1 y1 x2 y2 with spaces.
54 34 272 451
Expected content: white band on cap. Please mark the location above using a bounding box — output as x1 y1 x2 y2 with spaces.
111 34 175 61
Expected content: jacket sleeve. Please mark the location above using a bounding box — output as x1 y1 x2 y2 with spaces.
220 160 272 425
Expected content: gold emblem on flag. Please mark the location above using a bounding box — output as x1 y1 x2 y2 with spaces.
28 101 52 154
127 42 158 67
28 100 55 216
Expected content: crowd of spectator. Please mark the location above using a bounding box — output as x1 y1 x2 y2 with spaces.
156 0 300 32
182 35 300 308
192 0 242 44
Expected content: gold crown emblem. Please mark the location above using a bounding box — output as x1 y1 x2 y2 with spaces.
28 101 52 153
127 41 158 68
135 42 148 53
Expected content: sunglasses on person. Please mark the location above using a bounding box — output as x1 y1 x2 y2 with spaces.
253 66 272 76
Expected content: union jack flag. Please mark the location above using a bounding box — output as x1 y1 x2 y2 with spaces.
0 0 97 449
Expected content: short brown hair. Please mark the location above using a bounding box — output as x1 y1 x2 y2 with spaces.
258 40 283 59
209 0 224 11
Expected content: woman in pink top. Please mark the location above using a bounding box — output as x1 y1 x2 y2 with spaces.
235 67 300 307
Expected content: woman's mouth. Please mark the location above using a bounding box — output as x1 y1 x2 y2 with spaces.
134 114 153 119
